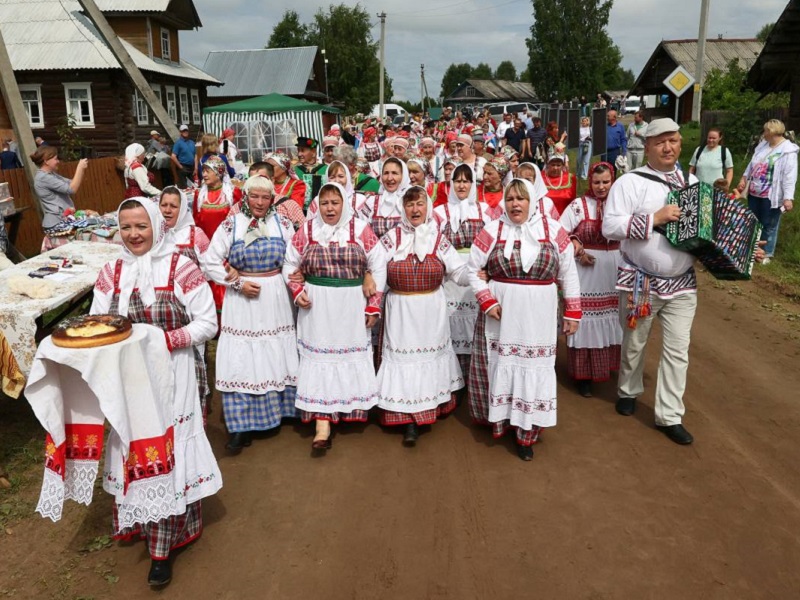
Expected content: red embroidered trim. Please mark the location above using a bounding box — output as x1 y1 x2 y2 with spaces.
94 262 115 294
164 331 174 352
554 225 571 253
359 223 379 253
175 260 207 294
291 225 308 253
194 227 210 254
476 289 498 313
474 227 494 253
123 427 176 494
288 282 304 300
166 327 192 350
44 423 106 477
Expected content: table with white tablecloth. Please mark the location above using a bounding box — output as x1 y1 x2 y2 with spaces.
0 241 122 397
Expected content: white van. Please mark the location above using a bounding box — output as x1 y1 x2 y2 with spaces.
371 103 408 119
487 102 538 121
623 96 641 115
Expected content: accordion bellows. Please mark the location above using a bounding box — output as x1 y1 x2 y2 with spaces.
664 182 761 280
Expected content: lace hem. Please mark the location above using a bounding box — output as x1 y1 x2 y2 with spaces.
115 473 179 530
36 468 65 522
64 459 99 505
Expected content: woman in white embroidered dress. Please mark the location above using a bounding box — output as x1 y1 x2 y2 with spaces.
377 186 468 445
467 179 582 461
283 182 386 452
433 164 501 384
91 197 221 586
559 162 622 397
205 176 299 452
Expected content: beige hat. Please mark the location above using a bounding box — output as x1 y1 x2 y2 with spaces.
150 130 159 136
644 118 679 138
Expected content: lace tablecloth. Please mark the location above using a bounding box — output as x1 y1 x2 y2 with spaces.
0 241 122 386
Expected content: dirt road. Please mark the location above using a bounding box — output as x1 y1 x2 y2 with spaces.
2 272 800 599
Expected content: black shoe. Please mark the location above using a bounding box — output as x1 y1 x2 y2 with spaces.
225 432 250 452
655 424 694 445
148 559 171 587
516 444 534 461
577 380 593 397
616 397 636 416
403 423 419 445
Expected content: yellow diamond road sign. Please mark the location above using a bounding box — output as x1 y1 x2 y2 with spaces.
663 66 695 98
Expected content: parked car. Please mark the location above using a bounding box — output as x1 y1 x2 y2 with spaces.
622 96 642 115
487 102 539 120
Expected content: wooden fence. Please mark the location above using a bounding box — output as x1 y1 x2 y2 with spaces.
0 157 136 258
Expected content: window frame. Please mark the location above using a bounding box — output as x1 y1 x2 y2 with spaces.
178 87 190 125
165 85 177 123
160 27 171 60
19 84 44 128
63 82 95 127
133 89 149 125
190 89 201 125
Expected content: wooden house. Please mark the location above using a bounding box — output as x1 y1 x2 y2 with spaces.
0 0 220 156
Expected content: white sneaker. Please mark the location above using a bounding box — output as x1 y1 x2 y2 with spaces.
761 257 771 265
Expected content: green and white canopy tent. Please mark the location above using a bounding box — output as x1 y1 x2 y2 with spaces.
203 93 340 163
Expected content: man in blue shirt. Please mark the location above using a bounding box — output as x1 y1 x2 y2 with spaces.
604 109 627 170
170 125 197 187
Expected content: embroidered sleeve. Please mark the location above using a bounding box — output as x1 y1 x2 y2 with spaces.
556 237 582 321
291 225 308 254
277 204 304 228
175 260 208 295
380 230 395 252
366 290 383 315
473 227 494 253
358 222 379 253
94 262 115 294
476 289 499 313
552 221 572 253
165 328 192 351
486 204 504 221
194 227 210 254
626 214 652 240
221 215 235 234
562 297 582 321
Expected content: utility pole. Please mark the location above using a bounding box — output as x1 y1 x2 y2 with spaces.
0 27 43 220
691 0 711 122
377 12 386 120
77 0 180 142
420 64 424 114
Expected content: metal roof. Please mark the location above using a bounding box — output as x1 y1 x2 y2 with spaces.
446 79 538 102
203 47 318 98
661 39 763 74
95 0 170 10
0 0 218 83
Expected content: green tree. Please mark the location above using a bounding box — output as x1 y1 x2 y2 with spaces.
494 60 518 81
266 4 392 114
266 10 310 48
607 66 635 90
526 0 623 100
756 22 774 43
440 62 474 98
472 62 493 79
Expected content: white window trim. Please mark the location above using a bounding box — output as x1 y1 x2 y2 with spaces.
133 90 149 125
190 89 201 125
63 82 95 128
165 85 177 123
160 27 171 61
19 84 44 129
146 18 153 57
178 87 189 125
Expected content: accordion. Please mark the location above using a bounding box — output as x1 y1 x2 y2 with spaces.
663 182 761 280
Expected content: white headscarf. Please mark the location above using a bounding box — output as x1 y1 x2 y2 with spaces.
445 164 478 233
517 162 552 215
312 182 354 247
160 187 194 233
124 143 145 168
324 160 355 198
394 185 437 262
116 197 174 316
377 157 411 217
500 179 544 273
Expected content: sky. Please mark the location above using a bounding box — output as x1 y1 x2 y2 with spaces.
182 0 788 102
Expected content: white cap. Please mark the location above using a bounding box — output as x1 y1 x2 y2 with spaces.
645 118 679 138
179 124 189 132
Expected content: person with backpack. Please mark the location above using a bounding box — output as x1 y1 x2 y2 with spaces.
689 127 733 187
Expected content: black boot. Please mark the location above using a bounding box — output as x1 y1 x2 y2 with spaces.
516 444 534 461
148 559 171 586
577 380 592 397
225 432 251 452
403 423 419 445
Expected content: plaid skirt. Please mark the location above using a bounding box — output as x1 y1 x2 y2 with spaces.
380 395 457 426
567 345 621 382
468 311 541 447
300 410 369 424
112 501 202 560
222 388 297 433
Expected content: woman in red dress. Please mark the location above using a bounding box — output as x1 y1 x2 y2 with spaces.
541 151 576 217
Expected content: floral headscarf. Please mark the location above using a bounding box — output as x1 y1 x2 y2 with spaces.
202 155 227 179
266 151 297 179
488 155 510 178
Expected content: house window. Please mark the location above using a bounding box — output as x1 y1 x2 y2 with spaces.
165 86 177 122
19 84 43 128
465 86 477 97
190 89 201 125
133 90 149 125
179 87 190 124
64 83 94 126
160 28 171 60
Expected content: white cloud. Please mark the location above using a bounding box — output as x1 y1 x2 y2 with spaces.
183 0 787 102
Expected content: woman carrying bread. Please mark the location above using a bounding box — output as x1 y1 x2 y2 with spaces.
91 197 222 586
